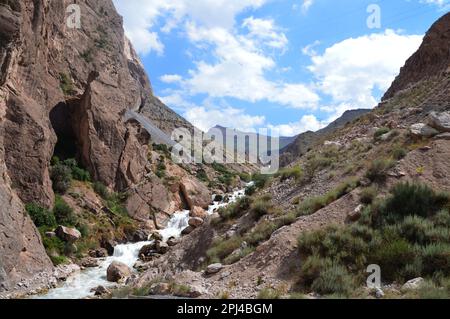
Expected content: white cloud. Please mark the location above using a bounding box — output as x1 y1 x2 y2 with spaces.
308 30 423 110
174 23 319 109
242 17 288 50
301 0 315 13
421 0 450 8
113 0 267 55
268 114 326 136
160 74 183 83
184 106 265 132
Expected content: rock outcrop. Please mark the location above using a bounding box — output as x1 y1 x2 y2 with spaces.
383 12 450 100
0 0 204 295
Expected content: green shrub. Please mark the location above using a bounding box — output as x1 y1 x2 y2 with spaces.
26 204 56 228
392 146 407 160
249 195 273 220
365 158 395 183
59 73 75 96
80 48 93 63
421 244 450 276
239 173 252 183
207 237 243 263
304 155 334 179
245 221 278 246
51 164 72 194
50 255 69 266
300 255 333 287
223 246 255 265
93 182 109 199
413 279 450 299
217 196 251 222
433 209 450 228
276 166 303 182
252 173 270 189
196 169 209 182
396 216 436 245
381 182 449 223
297 178 359 217
371 239 416 282
245 184 256 196
53 196 77 226
360 187 378 205
257 288 282 299
311 264 355 297
374 127 390 139
71 166 91 182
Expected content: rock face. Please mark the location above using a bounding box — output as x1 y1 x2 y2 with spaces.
107 261 131 283
0 0 202 294
383 13 450 100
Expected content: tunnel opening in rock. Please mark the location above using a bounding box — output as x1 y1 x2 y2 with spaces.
49 100 79 161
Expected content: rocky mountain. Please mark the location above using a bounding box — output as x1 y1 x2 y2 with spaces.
0 0 215 296
280 109 371 166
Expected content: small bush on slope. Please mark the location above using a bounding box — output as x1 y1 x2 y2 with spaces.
26 204 56 228
295 182 450 296
365 158 395 183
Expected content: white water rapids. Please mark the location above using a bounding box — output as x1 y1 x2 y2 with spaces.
36 185 250 299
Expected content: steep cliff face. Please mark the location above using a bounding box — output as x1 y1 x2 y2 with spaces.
0 0 200 294
383 12 450 101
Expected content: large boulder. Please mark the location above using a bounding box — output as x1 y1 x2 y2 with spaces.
188 217 204 228
55 226 82 243
181 226 195 235
80 257 99 268
205 263 224 275
106 261 132 283
155 241 170 254
401 277 425 291
410 123 439 138
180 177 211 209
190 206 207 219
89 248 108 258
139 243 156 258
428 111 450 132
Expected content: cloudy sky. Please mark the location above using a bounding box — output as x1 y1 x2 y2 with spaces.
113 0 449 136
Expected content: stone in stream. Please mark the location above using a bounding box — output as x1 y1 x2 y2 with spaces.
131 229 150 243
181 226 195 235
107 261 132 283
188 217 204 228
155 241 170 254
91 285 110 296
139 243 156 258
190 206 207 219
150 231 163 241
167 237 179 247
89 248 108 258
80 257 99 268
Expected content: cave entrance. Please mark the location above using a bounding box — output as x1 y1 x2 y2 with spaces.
49 100 79 161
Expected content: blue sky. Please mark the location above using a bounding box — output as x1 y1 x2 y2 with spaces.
113 0 449 136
